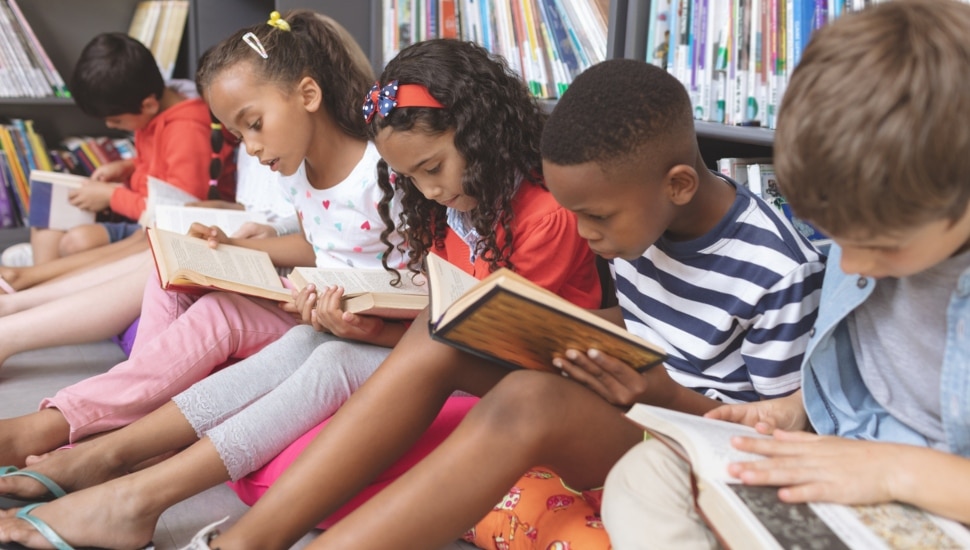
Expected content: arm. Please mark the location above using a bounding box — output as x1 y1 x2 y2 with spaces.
728 431 970 524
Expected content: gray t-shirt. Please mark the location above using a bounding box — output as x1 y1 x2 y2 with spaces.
849 250 970 449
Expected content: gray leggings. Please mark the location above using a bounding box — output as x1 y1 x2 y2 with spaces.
172 325 390 480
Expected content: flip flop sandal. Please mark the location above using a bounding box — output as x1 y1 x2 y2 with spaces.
11 503 156 550
0 467 66 505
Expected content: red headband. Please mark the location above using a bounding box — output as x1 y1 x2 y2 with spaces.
362 80 445 122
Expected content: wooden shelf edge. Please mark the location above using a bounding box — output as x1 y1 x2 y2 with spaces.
0 97 75 107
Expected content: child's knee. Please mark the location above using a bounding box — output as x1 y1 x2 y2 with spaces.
60 226 108 256
475 371 570 434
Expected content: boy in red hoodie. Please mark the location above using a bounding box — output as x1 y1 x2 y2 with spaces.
27 33 234 265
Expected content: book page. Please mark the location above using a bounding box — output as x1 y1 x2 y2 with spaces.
152 229 284 293
153 205 266 237
140 176 202 226
426 253 481 322
291 266 427 297
625 404 768 481
810 501 970 550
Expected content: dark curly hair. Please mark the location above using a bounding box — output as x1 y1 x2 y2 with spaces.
366 39 546 276
541 58 694 167
195 10 373 141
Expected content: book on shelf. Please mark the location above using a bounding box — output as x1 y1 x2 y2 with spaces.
27 170 96 231
128 0 189 81
2 0 70 98
288 266 429 320
425 253 667 373
746 162 827 243
624 403 970 550
146 227 292 302
0 155 22 227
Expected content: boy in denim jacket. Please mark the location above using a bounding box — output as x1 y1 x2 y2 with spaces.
602 1 970 547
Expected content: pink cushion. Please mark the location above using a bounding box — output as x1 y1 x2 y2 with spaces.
227 396 479 529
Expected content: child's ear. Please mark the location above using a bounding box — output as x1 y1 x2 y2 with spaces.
666 164 699 206
141 95 160 117
297 76 323 112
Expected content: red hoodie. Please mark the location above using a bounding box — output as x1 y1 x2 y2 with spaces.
109 97 232 220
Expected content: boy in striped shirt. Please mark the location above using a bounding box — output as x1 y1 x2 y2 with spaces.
304 58 825 549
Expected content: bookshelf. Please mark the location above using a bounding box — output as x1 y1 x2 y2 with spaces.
0 0 273 143
290 0 773 165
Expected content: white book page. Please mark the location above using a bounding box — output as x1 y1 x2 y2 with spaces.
810 501 970 550
626 404 768 481
140 176 202 226
425 254 480 323
291 267 427 297
153 205 266 237
164 233 282 291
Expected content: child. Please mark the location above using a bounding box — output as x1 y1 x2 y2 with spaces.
0 149 297 368
163 57 819 550
601 2 970 547
26 33 233 265
0 38 601 550
0 10 393 467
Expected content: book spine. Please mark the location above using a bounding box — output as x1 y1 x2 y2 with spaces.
6 0 69 96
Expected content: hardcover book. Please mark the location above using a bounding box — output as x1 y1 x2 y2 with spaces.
425 253 666 373
624 404 970 550
288 266 429 320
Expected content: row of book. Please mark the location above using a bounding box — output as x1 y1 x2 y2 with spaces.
717 156 826 242
127 0 190 81
0 118 135 228
382 0 609 98
645 0 970 129
0 0 70 98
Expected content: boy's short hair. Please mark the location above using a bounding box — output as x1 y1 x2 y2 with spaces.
776 0 970 238
541 59 695 168
71 33 165 118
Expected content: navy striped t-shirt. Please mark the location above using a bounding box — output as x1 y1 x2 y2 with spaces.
611 176 825 403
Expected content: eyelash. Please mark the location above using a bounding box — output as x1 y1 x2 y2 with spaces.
248 119 262 131
426 164 441 175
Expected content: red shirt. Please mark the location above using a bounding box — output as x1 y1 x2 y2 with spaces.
433 181 600 309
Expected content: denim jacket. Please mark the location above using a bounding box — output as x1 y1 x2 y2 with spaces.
802 245 970 457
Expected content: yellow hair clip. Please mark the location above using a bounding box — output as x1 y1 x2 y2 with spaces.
267 11 291 32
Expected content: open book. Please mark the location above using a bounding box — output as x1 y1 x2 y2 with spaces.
153 204 267 237
288 266 428 319
426 254 666 373
146 227 291 302
27 170 96 230
624 404 970 550
138 176 202 227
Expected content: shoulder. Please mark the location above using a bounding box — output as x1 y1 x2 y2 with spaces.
155 98 211 127
509 181 573 228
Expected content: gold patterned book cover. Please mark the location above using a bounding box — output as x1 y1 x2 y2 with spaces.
425 254 666 373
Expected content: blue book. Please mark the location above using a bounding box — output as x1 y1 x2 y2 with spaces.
539 0 580 78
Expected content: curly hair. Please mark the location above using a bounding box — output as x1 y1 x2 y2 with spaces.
366 39 546 276
541 58 694 167
195 10 373 141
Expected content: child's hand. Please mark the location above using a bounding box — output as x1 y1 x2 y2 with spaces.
553 348 679 407
727 431 905 506
231 222 279 239
186 223 229 248
280 284 320 325
705 391 807 434
68 180 118 212
90 159 132 182
312 285 385 341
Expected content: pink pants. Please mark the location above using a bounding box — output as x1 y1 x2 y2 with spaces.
42 272 296 442
228 396 479 530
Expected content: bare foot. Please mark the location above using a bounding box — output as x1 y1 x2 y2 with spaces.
0 480 158 549
0 441 127 500
0 410 70 467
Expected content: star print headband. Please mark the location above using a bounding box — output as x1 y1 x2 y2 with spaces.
242 11 290 59
362 80 445 123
